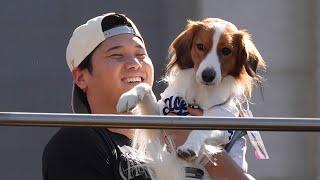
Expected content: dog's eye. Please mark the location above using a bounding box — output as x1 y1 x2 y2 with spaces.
221 47 232 56
196 43 205 51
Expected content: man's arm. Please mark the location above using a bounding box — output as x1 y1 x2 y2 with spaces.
205 151 255 180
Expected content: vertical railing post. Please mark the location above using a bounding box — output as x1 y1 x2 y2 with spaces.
315 0 320 178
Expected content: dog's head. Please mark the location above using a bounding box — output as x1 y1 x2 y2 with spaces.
167 18 266 96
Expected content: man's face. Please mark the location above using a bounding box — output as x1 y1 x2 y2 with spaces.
77 34 154 113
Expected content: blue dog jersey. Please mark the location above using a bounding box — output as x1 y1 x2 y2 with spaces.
162 95 189 116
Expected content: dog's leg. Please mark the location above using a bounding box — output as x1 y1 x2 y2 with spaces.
177 130 230 159
177 130 212 159
116 83 159 115
135 89 159 115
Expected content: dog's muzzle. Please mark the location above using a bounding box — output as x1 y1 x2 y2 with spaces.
201 68 216 84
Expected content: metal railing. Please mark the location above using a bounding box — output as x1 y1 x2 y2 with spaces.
0 112 319 131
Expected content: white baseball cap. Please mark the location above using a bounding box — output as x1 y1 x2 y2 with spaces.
66 13 144 113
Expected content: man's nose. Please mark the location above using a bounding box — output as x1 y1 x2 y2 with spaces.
125 56 142 70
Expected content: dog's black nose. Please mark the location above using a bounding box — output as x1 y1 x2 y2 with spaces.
201 68 216 83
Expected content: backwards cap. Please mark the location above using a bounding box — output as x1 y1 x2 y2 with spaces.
66 13 143 71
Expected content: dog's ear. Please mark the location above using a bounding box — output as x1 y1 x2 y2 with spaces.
234 30 266 78
166 20 202 72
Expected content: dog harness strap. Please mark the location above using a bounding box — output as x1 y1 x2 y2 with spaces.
225 130 247 152
161 130 176 152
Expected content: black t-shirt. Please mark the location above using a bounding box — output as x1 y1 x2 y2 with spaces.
42 127 151 180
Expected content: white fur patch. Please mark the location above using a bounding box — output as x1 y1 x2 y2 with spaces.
196 23 227 85
116 83 151 113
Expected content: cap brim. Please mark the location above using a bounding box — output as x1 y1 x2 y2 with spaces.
71 83 90 113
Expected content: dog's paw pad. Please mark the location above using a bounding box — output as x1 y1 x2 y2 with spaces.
177 148 197 160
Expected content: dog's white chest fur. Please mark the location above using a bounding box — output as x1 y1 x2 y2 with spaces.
161 68 242 110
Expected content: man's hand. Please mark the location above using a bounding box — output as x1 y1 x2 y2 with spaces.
205 151 255 180
187 107 203 116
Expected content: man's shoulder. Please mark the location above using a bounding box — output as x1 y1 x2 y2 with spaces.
47 128 104 145
43 127 114 159
42 128 121 180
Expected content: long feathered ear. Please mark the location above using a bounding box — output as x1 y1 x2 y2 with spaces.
234 30 266 79
166 20 203 73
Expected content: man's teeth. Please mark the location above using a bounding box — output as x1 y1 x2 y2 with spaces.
126 77 142 83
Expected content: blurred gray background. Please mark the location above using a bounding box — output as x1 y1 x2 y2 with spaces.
0 0 319 179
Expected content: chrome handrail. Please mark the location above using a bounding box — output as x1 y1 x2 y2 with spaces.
0 112 319 131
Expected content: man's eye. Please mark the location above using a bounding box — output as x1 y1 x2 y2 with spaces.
196 43 205 51
110 54 123 58
136 54 146 59
221 47 232 56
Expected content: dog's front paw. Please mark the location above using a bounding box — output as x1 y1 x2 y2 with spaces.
116 83 151 113
177 144 201 160
116 92 140 113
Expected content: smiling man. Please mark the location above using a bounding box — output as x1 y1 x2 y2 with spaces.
73 33 153 114
42 13 154 180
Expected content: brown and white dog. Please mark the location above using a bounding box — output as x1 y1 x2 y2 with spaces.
117 18 265 179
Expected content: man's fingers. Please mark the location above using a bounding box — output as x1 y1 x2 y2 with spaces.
187 107 203 116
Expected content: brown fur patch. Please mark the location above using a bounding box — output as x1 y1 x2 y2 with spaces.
190 27 214 70
167 21 205 72
217 26 239 77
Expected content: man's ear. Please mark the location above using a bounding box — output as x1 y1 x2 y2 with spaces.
72 68 89 92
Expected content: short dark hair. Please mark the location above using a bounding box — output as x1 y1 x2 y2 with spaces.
75 49 97 114
77 47 95 74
